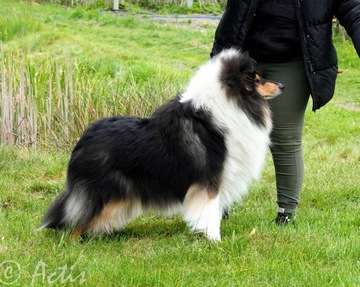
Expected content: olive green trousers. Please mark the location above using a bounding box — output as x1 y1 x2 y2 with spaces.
258 59 310 214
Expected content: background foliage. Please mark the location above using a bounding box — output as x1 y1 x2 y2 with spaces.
21 0 227 13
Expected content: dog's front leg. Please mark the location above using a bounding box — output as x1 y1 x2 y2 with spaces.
183 184 222 242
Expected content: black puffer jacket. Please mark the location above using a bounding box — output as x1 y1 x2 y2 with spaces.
211 0 360 111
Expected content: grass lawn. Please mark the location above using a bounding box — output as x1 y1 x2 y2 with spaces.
1 1 359 286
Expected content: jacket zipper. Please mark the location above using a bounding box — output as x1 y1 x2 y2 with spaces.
240 0 259 46
296 0 317 109
296 0 311 70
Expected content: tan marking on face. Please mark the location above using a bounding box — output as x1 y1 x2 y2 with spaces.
255 76 283 99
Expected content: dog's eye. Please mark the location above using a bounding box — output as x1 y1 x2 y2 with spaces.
245 78 261 86
245 73 257 83
244 73 257 92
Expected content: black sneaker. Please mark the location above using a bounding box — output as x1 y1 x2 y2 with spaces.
222 209 230 220
274 212 294 226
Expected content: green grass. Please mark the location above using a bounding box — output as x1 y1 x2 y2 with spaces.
1 1 360 286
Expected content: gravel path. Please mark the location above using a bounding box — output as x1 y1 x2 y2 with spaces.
147 13 221 29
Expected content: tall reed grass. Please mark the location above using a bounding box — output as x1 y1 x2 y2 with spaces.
1 48 37 148
0 49 182 150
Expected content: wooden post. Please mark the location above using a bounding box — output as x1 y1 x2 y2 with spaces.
113 0 119 11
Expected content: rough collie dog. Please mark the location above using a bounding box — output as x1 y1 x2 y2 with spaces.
40 49 284 241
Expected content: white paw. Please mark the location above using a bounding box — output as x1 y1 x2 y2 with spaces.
205 229 221 242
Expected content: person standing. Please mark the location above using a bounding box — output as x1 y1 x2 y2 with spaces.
211 0 360 224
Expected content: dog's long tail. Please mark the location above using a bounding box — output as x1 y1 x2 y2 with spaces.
40 191 69 230
39 185 90 231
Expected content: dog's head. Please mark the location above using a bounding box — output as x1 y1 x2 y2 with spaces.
243 71 284 100
219 49 284 101
217 49 284 127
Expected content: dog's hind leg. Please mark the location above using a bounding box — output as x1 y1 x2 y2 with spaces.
183 184 222 242
86 199 143 235
70 199 142 241
71 225 87 241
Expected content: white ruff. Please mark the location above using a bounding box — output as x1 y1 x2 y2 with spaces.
180 49 272 227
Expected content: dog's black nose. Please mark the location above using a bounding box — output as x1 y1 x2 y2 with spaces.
279 83 285 91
